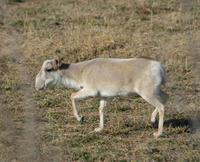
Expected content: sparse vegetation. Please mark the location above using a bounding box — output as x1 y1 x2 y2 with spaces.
0 0 200 161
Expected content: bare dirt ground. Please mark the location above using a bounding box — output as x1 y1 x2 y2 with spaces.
0 0 200 161
0 1 40 161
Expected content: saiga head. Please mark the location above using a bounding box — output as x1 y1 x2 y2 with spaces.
35 57 63 90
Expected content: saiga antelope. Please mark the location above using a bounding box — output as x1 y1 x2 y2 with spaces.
35 57 168 138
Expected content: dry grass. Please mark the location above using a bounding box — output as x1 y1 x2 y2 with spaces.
0 0 200 161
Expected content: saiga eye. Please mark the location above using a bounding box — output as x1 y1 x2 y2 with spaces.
46 68 53 72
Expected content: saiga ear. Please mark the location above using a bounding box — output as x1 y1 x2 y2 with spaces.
52 57 64 70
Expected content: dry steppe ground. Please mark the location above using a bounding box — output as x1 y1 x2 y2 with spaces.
0 0 200 161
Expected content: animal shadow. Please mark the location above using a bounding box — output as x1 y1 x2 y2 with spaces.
164 118 191 128
151 118 191 130
164 117 200 133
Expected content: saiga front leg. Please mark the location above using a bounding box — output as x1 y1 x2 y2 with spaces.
95 99 107 132
71 89 96 122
